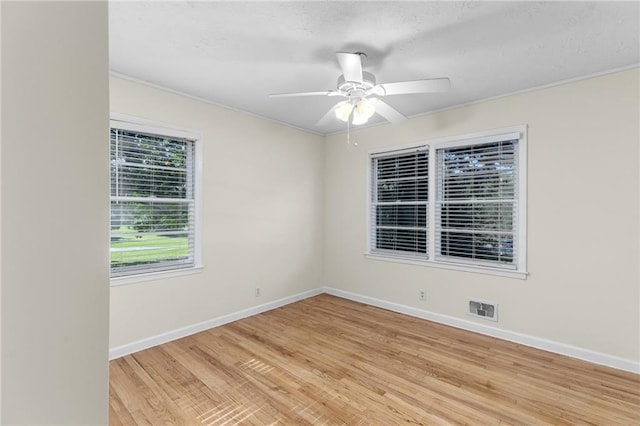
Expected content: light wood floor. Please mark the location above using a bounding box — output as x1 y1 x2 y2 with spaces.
109 294 640 425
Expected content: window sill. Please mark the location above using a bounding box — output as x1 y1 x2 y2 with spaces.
364 254 528 280
110 265 204 287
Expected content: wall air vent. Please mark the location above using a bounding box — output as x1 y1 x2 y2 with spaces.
468 300 498 321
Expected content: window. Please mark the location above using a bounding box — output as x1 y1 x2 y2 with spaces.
371 147 429 257
368 126 527 278
110 116 201 281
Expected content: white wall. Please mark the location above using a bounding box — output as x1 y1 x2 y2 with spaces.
324 69 640 363
1 2 110 424
0 2 3 420
109 77 325 348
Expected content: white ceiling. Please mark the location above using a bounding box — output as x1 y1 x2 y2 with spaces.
109 1 639 135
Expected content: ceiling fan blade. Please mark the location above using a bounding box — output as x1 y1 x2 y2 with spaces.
269 91 335 98
370 98 407 124
316 103 340 127
336 52 363 83
379 78 451 96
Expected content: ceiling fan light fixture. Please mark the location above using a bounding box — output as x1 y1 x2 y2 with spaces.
352 98 375 125
334 101 354 122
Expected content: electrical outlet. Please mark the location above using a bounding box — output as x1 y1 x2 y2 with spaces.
255 287 261 297
419 290 426 301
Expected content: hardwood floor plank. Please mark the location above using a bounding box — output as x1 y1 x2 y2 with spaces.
116 355 195 425
110 294 640 425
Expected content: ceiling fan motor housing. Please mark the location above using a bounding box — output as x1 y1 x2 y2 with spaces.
337 71 376 98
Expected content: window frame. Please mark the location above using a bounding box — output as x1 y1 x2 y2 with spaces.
109 113 203 285
366 125 527 279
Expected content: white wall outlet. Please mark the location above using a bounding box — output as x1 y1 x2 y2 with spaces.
255 287 261 297
419 290 426 301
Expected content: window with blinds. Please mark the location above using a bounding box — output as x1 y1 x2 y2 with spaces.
370 148 429 257
367 126 526 277
435 140 517 267
110 125 198 278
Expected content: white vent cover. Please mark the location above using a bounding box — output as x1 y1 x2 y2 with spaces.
468 300 498 321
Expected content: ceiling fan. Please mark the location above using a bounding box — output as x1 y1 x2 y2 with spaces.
269 51 451 127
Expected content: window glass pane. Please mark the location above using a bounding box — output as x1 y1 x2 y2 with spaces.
372 150 428 256
440 202 513 232
376 153 428 181
439 232 513 263
110 231 190 269
111 165 187 198
110 130 188 169
377 178 428 202
111 201 191 233
440 141 515 200
436 140 517 265
376 229 427 254
376 205 427 228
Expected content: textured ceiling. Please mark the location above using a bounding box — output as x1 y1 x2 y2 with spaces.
109 1 640 134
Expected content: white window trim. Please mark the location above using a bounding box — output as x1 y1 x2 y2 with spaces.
109 113 203 286
110 265 204 287
366 125 528 279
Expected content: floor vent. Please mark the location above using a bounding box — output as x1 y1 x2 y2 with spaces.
468 300 498 321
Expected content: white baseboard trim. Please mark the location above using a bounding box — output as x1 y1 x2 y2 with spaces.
109 287 323 360
109 285 639 374
323 287 640 374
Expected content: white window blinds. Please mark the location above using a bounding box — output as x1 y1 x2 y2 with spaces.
110 128 196 277
367 126 526 277
435 139 518 267
370 148 429 257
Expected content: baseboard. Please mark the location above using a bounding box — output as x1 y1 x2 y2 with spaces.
109 285 639 374
323 287 640 374
109 287 323 360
